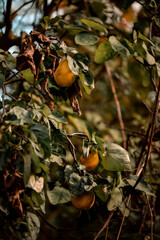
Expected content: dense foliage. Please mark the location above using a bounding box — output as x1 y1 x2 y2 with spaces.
0 0 160 239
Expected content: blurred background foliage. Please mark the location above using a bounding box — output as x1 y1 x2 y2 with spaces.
0 0 160 239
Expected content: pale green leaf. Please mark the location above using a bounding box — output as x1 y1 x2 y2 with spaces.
47 186 71 205
109 36 132 58
81 18 107 34
75 32 99 45
138 32 155 46
23 153 31 186
67 55 80 75
102 143 131 171
107 187 122 211
94 41 116 64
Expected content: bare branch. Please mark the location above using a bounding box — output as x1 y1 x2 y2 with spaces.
12 0 35 17
105 63 127 149
94 210 116 240
5 0 12 37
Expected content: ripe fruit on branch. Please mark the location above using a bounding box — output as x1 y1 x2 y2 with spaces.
71 190 95 210
54 58 76 87
80 149 99 172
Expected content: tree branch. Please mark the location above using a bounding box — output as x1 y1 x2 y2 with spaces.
12 0 35 17
134 77 160 188
105 63 127 149
5 0 12 38
94 210 116 240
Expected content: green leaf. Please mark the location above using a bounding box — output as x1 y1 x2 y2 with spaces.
94 185 108 202
94 41 116 64
44 16 50 25
21 68 35 84
107 187 122 211
47 186 71 205
73 53 89 65
50 16 62 25
109 36 133 58
79 70 94 95
42 104 51 117
75 32 99 45
49 110 68 124
102 143 131 171
0 73 5 87
29 124 51 158
142 42 155 65
23 153 31 186
119 200 130 217
7 106 34 125
120 38 134 56
27 212 40 240
51 127 67 143
126 175 155 196
81 18 107 34
67 55 80 75
29 123 49 140
64 25 88 31
28 143 41 173
138 32 155 46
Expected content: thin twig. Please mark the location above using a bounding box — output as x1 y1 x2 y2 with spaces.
94 210 116 240
134 77 160 188
12 0 34 16
116 195 131 240
105 224 109 240
4 78 24 85
105 63 127 149
67 136 78 164
139 205 148 233
67 133 89 142
146 195 153 240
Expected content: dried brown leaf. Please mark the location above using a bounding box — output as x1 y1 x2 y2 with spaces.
31 30 51 45
67 81 82 116
42 77 54 100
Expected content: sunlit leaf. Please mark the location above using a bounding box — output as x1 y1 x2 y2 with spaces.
27 175 44 193
81 18 107 34
94 41 116 64
7 106 34 125
21 68 35 84
75 32 99 45
64 25 88 31
109 36 133 58
138 32 155 46
102 143 131 171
